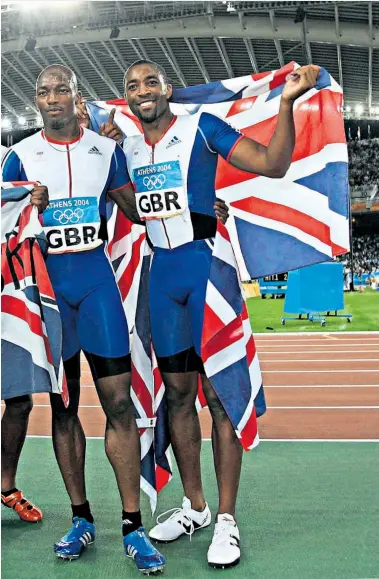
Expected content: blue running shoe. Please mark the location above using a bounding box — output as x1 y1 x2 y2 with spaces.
54 517 95 560
124 527 166 574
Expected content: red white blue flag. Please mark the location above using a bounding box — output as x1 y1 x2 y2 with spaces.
88 61 349 280
1 182 68 405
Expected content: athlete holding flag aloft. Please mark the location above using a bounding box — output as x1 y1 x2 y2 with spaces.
98 59 320 568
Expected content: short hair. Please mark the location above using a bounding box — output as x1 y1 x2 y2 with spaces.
124 60 169 86
36 64 78 92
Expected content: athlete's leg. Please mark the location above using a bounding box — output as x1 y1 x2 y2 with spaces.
1 395 33 492
201 375 243 517
186 242 242 566
78 273 165 572
188 239 242 515
1 394 43 522
203 378 242 569
77 277 139 512
150 250 206 511
49 354 87 506
161 369 205 510
46 283 88 507
91 367 139 512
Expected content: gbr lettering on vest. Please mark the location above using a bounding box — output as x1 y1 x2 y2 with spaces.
133 161 186 220
42 197 102 254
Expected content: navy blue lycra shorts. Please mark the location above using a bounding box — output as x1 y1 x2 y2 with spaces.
149 239 213 361
46 245 130 362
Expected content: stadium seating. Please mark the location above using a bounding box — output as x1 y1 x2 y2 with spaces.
348 138 379 210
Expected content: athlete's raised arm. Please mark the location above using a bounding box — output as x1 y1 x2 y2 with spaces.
227 65 320 178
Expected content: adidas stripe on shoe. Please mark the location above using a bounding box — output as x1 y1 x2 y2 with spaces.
54 517 95 560
124 527 166 574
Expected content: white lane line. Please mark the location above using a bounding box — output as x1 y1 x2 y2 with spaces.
28 384 379 393
22 384 379 395
255 344 379 348
257 439 379 443
25 435 379 442
255 334 379 337
259 359 379 362
268 406 379 409
258 346 379 360
255 340 379 344
11 404 379 410
1 404 102 408
262 369 379 373
264 384 379 388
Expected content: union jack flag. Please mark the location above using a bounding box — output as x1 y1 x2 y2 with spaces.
106 209 172 512
87 62 350 510
1 182 68 406
87 61 349 281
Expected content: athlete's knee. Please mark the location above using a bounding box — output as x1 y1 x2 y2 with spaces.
50 380 80 422
103 396 134 426
4 395 33 418
202 379 229 422
98 382 133 425
164 377 197 412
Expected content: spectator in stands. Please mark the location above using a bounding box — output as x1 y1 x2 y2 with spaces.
339 233 379 278
348 138 379 197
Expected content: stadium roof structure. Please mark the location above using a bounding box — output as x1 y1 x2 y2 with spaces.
1 0 379 129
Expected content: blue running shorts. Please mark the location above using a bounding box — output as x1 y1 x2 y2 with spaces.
149 239 213 362
46 245 130 362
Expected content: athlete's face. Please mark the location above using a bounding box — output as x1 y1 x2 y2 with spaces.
35 71 79 130
125 64 172 123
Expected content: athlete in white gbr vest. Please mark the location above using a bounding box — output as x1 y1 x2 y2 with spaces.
1 64 167 574
102 59 320 569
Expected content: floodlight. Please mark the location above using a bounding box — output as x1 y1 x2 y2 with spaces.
1 118 12 130
355 104 364 115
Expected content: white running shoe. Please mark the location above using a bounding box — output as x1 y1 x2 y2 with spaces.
149 497 211 543
207 513 240 569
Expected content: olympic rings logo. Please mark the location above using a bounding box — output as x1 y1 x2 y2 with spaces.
143 174 166 190
53 208 84 225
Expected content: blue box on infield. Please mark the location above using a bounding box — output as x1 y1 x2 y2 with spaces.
284 262 344 314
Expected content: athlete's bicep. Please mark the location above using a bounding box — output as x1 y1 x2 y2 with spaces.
227 136 272 176
203 113 272 176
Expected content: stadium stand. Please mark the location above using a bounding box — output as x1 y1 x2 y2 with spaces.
348 138 379 211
